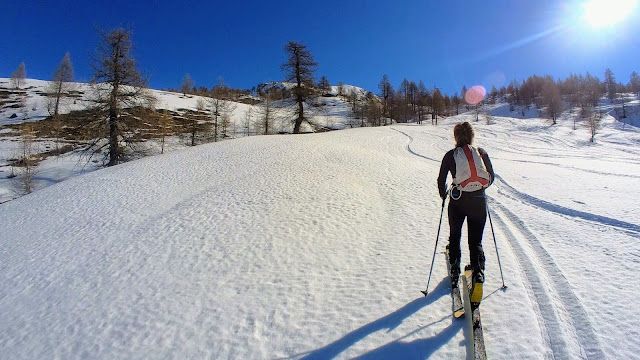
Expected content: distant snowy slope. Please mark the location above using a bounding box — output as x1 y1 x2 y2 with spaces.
0 78 368 128
0 78 367 203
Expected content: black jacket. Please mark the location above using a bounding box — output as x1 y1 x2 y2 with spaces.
437 146 495 198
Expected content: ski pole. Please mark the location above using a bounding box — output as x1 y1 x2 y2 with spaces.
487 202 507 289
421 193 448 297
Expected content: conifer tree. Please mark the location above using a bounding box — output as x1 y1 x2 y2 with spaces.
47 52 74 116
281 41 317 133
11 62 26 89
88 27 152 166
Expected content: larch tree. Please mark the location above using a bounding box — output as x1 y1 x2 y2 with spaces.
604 68 616 100
378 74 393 120
452 93 461 115
181 74 194 96
14 125 38 195
318 76 331 94
209 79 237 142
432 88 444 124
541 78 562 124
88 27 153 166
243 107 253 136
47 52 74 116
11 62 26 89
281 41 317 134
256 91 276 135
630 71 640 96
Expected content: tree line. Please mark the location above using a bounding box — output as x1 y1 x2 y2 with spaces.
7 27 640 173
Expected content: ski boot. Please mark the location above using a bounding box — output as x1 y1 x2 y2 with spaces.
465 265 484 308
450 258 461 289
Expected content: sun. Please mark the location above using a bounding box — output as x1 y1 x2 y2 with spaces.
581 0 638 28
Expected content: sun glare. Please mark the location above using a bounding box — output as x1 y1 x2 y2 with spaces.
581 0 638 28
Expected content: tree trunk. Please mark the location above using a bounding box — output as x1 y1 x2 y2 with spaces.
108 108 118 166
54 81 63 116
294 94 304 133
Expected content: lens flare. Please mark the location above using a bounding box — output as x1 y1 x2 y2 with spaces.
465 86 486 105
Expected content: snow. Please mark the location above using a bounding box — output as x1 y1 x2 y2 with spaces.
1 80 640 358
0 79 363 203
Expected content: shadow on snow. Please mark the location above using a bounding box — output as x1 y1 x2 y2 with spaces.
292 277 461 360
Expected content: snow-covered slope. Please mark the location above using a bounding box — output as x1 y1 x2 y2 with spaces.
0 78 366 203
1 113 639 358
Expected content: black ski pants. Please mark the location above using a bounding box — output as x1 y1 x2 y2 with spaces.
448 191 487 275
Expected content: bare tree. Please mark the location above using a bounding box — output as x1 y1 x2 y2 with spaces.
604 68 616 100
378 74 393 121
318 76 331 94
452 93 461 115
11 62 26 89
243 108 253 136
364 96 383 126
281 41 317 133
181 74 194 96
432 88 444 124
348 89 364 127
541 79 562 124
209 94 237 142
581 105 601 142
158 111 173 154
87 27 153 166
190 99 207 146
14 125 38 195
630 71 640 96
47 53 75 116
587 110 602 143
255 92 276 135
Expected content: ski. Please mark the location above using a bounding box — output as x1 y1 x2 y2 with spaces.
445 246 465 318
461 266 486 360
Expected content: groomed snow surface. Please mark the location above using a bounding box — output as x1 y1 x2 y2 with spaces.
2 99 640 358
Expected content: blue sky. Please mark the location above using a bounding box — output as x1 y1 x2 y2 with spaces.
1 0 639 96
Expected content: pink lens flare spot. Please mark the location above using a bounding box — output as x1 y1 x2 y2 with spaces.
465 85 486 105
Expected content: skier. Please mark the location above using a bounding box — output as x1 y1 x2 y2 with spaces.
437 121 494 301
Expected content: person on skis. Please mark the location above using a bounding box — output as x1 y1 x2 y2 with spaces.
437 121 494 302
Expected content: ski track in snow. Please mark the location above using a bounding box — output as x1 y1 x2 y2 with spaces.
394 124 640 236
491 157 640 179
494 175 640 235
488 199 606 360
391 127 439 163
3 99 640 359
396 124 609 359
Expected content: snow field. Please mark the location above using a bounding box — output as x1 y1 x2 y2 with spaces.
1 81 640 358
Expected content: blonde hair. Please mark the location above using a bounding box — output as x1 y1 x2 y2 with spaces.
454 122 474 147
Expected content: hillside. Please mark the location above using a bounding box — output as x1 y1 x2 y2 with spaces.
0 78 369 203
1 105 640 358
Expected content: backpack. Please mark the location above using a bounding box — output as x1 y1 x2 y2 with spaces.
452 145 491 192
